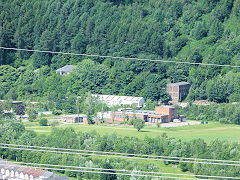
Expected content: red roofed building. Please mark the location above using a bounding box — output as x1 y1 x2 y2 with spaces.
98 106 185 124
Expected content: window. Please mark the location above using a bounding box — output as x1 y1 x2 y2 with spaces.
117 115 119 118
171 109 175 116
120 115 122 118
144 117 148 122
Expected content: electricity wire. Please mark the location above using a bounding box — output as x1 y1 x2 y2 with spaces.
0 143 239 164
1 145 240 166
36 167 196 179
13 162 240 179
0 46 240 68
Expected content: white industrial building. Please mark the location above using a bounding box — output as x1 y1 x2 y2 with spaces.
97 111 112 120
60 114 87 123
92 94 145 107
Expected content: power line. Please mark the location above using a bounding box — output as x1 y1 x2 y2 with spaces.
1 146 240 166
0 46 240 68
13 162 240 179
37 167 196 179
1 143 239 164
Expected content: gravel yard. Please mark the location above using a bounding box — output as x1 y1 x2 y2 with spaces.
160 121 201 128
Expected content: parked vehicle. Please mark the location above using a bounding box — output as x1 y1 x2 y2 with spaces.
173 119 181 123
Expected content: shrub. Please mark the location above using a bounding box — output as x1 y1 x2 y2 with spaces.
196 113 205 121
133 118 145 131
27 108 37 122
52 110 62 115
49 120 59 127
39 118 48 126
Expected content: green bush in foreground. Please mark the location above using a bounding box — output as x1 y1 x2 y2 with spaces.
39 118 48 126
133 118 145 131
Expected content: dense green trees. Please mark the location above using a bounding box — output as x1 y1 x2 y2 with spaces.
178 103 240 125
1 0 240 111
0 65 19 99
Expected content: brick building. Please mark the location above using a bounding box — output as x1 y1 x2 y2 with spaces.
167 82 190 102
98 106 184 124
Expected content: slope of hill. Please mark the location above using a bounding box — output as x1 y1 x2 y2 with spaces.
1 0 240 105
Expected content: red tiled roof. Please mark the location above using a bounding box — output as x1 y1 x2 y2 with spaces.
30 168 46 177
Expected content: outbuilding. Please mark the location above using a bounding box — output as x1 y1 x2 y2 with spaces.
167 82 190 102
61 114 87 123
56 65 77 75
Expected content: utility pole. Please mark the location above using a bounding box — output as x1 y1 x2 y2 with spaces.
101 96 104 123
76 97 80 123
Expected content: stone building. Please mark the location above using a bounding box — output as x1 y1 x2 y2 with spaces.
166 82 190 102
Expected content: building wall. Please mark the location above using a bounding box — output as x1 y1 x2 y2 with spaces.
97 112 112 120
179 84 191 101
139 98 145 107
107 107 177 124
155 106 178 122
147 114 169 123
167 83 190 102
167 85 179 102
61 115 87 123
99 106 181 124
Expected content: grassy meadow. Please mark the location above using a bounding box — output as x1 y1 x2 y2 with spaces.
23 120 240 179
24 121 240 143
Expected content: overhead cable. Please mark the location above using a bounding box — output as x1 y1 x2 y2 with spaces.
0 143 239 164
14 162 240 179
37 167 196 179
1 146 240 166
0 46 240 68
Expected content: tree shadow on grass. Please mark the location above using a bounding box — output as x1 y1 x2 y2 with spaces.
139 130 150 132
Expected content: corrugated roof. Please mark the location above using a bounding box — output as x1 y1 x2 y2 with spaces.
43 171 55 178
56 65 77 73
167 81 190 86
92 94 144 107
93 94 144 101
158 105 176 109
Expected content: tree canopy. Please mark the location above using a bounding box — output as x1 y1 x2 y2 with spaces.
1 0 240 111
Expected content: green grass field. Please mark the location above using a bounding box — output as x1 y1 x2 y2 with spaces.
23 121 240 179
24 121 240 143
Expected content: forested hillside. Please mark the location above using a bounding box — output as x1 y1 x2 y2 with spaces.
1 0 240 106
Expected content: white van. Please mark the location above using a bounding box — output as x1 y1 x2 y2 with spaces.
173 119 181 123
